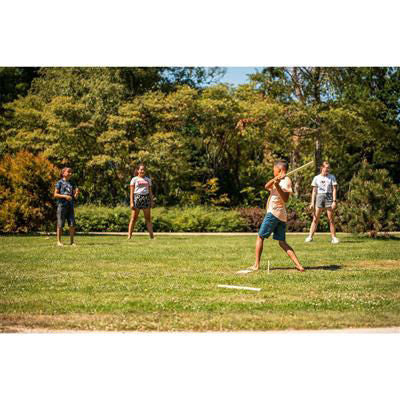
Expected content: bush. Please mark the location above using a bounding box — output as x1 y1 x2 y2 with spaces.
74 205 248 232
237 208 265 231
339 161 400 235
0 152 59 232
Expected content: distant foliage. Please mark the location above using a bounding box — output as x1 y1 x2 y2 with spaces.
339 161 400 236
0 151 59 232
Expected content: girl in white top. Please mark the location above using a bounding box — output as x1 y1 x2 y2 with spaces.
127 164 154 239
305 161 339 244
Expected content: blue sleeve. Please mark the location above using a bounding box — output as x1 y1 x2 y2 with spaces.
55 180 62 191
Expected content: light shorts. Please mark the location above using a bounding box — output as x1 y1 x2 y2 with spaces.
316 193 333 208
258 212 286 241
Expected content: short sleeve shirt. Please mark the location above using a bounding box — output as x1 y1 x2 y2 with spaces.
266 176 293 222
55 179 76 206
311 174 337 194
130 176 152 195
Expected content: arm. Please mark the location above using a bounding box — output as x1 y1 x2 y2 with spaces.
265 170 285 191
274 181 290 203
332 185 337 210
149 186 154 207
265 178 277 191
309 186 317 210
54 188 71 201
130 185 135 209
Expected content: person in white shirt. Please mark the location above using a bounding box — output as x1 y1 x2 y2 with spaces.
305 161 339 244
127 164 154 240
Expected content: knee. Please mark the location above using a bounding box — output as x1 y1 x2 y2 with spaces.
145 218 152 224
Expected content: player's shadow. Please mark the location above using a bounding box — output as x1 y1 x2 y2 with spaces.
375 235 400 241
271 264 341 271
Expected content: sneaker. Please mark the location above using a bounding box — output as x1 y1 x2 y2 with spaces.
331 237 340 244
305 236 313 243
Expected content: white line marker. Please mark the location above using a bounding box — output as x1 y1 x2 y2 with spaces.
236 269 254 274
217 284 261 292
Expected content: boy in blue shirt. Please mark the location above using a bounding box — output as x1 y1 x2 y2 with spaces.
54 167 79 246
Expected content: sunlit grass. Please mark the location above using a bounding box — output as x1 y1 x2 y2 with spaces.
1 233 400 331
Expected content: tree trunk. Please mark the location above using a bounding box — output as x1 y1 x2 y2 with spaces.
315 135 322 175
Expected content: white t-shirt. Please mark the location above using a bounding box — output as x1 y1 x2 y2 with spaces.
130 176 152 195
266 176 293 222
311 174 337 194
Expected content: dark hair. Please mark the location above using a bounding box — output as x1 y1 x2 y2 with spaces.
134 164 145 177
274 160 288 172
320 161 330 170
60 167 72 178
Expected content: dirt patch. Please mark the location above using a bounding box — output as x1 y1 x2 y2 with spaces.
347 260 400 270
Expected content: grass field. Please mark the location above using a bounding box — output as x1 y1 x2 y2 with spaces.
1 233 400 332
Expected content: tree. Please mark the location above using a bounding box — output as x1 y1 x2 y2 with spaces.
0 151 59 232
341 160 400 236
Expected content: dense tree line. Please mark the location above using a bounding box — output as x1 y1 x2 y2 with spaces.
0 67 399 208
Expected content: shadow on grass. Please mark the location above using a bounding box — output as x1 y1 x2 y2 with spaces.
374 235 400 241
271 264 342 271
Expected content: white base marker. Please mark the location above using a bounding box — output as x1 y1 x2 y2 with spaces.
217 284 261 292
236 269 254 274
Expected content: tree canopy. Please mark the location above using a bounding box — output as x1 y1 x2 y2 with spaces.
0 67 398 207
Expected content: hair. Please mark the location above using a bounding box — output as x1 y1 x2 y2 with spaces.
134 164 145 177
60 167 72 178
274 160 288 172
320 161 330 170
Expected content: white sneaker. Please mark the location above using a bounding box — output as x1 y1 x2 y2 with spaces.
331 237 340 244
305 236 313 243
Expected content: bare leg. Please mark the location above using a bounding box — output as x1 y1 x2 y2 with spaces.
279 241 304 272
308 207 323 238
326 208 336 238
128 209 140 239
143 208 154 239
249 236 264 270
57 226 63 246
69 226 75 245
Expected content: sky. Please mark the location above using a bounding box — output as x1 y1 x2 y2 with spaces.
220 67 258 86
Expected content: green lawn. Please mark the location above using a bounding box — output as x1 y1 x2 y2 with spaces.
1 233 400 331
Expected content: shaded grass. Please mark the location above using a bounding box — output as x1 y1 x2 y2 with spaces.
1 234 400 331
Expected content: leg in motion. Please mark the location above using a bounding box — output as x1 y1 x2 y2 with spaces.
279 240 305 272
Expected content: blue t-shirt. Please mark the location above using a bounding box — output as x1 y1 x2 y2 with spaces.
55 179 76 206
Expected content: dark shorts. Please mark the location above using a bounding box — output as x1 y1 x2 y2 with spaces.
134 194 151 209
316 193 333 208
258 212 286 241
57 204 75 228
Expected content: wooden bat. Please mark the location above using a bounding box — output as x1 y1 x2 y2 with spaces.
286 160 314 177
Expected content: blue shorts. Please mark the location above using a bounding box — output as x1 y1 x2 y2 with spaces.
57 204 75 228
258 212 286 241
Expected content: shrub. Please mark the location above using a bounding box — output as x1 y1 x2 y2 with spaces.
237 208 265 231
74 205 247 232
339 161 400 235
0 152 59 232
